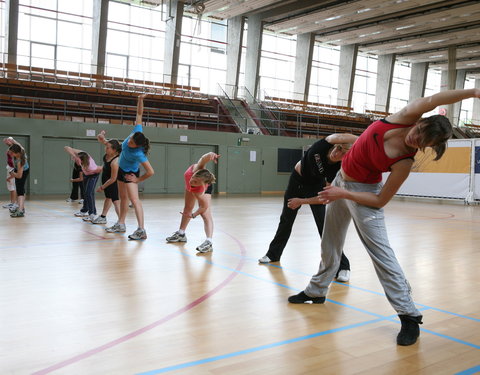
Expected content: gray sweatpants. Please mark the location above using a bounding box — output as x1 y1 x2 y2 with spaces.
305 172 421 316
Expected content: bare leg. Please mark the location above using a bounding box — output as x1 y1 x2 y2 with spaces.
17 195 25 211
125 182 143 229
101 198 113 217
10 190 17 204
117 181 129 225
200 195 213 238
179 190 196 231
112 199 120 219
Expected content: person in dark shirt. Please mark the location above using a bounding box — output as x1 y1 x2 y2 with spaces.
259 133 357 282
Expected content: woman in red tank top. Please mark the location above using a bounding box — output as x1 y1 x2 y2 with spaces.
288 88 480 347
166 152 220 253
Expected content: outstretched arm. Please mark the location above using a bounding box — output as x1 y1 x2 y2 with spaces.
318 159 413 208
136 93 148 124
4 137 23 148
194 152 220 172
64 146 82 158
387 88 480 125
97 130 108 145
325 133 358 145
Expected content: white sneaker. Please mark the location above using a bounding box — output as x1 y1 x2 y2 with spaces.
74 211 89 217
83 214 96 222
92 216 107 224
105 223 126 233
78 199 84 204
196 240 213 253
2 202 15 209
66 198 76 202
336 270 351 282
258 255 272 263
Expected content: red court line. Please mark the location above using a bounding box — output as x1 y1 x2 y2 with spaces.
32 231 247 375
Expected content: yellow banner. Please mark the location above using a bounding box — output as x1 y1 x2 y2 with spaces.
411 147 470 173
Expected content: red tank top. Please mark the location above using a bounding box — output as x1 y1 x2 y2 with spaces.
342 120 417 183
184 164 207 193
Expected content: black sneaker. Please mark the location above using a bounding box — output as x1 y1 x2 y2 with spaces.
288 291 326 304
397 315 423 346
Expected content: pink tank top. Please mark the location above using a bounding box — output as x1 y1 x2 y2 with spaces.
184 164 207 193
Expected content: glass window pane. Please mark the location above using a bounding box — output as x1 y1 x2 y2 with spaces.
30 16 56 44
31 42 55 68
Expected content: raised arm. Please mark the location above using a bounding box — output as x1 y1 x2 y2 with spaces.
4 137 22 148
325 133 358 145
136 93 148 124
64 146 82 158
194 152 220 171
97 130 108 145
387 88 480 125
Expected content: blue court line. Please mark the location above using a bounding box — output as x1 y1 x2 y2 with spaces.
456 365 480 375
211 246 480 323
135 318 385 375
172 247 480 350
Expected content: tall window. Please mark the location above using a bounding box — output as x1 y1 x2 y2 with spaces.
258 31 296 99
389 61 410 114
17 0 93 72
424 68 442 117
352 52 377 113
0 0 6 61
106 1 164 81
309 43 340 105
180 15 227 93
459 76 475 125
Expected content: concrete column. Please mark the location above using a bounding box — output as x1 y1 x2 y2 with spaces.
446 45 457 124
163 0 183 85
440 70 448 91
293 33 314 102
375 53 396 113
453 69 466 125
473 78 480 124
6 0 19 65
226 16 245 98
337 44 358 108
91 0 109 76
244 14 263 100
408 62 428 102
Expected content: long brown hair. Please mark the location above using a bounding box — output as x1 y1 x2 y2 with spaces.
132 132 150 155
77 151 90 169
417 115 452 161
9 144 26 166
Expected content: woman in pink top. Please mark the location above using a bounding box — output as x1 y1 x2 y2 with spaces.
2 137 17 210
166 152 219 253
64 146 102 221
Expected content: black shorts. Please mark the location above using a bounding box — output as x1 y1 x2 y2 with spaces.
104 182 119 201
205 184 213 195
117 168 140 183
15 168 29 196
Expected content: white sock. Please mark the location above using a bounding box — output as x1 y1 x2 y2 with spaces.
178 229 185 235
206 237 212 242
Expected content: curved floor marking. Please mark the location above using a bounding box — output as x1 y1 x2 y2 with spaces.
32 232 247 375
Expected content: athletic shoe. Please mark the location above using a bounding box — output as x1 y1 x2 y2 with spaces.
74 211 89 217
336 270 351 282
9 205 19 213
82 214 96 222
10 209 25 218
397 315 423 346
196 240 213 253
91 216 107 224
66 198 76 202
288 291 326 304
2 202 16 209
105 223 126 233
258 255 272 263
78 199 84 204
166 231 187 243
128 228 147 240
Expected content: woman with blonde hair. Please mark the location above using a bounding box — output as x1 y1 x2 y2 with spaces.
166 152 219 253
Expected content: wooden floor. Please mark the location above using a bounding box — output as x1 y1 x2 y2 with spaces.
1 195 479 375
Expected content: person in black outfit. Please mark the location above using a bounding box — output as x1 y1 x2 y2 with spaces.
259 133 357 282
67 162 84 202
92 133 122 225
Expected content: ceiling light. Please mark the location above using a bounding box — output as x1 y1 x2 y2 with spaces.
396 24 415 30
429 55 444 58
357 8 371 14
428 39 446 43
321 15 342 22
396 44 412 49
